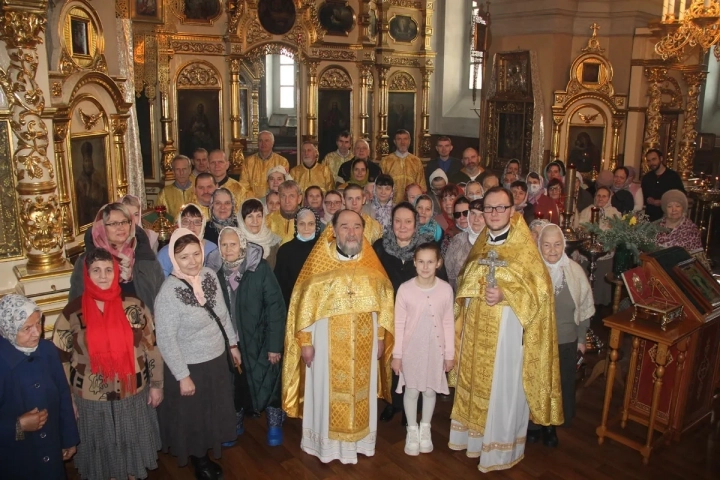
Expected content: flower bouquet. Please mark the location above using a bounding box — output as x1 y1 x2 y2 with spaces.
581 211 667 274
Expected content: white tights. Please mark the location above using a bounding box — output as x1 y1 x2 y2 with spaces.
403 388 437 427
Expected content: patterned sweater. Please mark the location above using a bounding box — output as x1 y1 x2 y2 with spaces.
52 295 163 401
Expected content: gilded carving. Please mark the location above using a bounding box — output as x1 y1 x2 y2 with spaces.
246 19 272 45
642 67 668 171
310 48 356 61
0 121 23 258
171 40 224 54
388 0 424 9
78 108 104 131
20 195 63 253
52 82 62 97
660 76 683 110
388 71 416 91
385 57 421 67
677 70 707 176
0 10 46 48
177 62 220 87
226 0 245 36
116 0 129 19
319 68 352 89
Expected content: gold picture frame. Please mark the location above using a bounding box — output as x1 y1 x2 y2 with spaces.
173 0 224 26
67 132 112 232
62 6 103 68
130 0 164 24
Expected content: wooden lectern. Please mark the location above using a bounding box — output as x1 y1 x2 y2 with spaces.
596 247 720 464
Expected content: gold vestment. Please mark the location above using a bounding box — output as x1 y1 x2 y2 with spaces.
282 228 395 442
451 214 563 433
289 163 336 193
361 213 383 245
265 211 295 245
240 152 290 198
219 177 248 207
379 153 428 204
322 151 353 180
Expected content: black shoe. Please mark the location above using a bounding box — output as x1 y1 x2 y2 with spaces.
380 405 396 422
526 428 542 444
191 455 222 480
542 426 558 448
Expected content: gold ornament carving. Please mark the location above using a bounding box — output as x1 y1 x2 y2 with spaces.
78 108 104 131
660 76 683 110
319 68 352 89
246 19 271 46
384 56 422 67
51 81 62 97
0 10 46 48
20 195 63 253
677 70 707 176
641 67 668 171
170 40 224 54
310 48 356 61
581 23 605 54
388 71 416 91
111 116 129 136
0 121 23 258
177 63 220 87
226 0 245 36
116 0 129 19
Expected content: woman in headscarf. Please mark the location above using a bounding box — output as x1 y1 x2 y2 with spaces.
154 229 240 479
441 196 470 256
216 226 286 446
204 187 237 245
121 194 159 252
274 208 322 309
237 198 282 269
609 167 639 214
543 160 566 186
433 184 461 231
502 158 522 188
444 198 485 291
525 171 556 220
373 202 449 424
321 189 344 227
625 166 644 211
1 295 79 480
655 190 711 270
535 224 594 431
54 248 163 479
338 157 372 189
157 203 219 277
414 194 443 242
303 185 325 219
364 173 395 232
546 178 564 225
69 203 164 314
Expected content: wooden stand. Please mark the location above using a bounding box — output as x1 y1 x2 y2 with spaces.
596 250 720 464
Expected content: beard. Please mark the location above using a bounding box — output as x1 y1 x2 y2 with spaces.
338 237 362 257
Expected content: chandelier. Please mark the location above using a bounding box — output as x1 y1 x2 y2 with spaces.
655 1 720 60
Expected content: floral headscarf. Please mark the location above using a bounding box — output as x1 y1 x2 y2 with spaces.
525 171 544 205
218 226 248 291
92 203 137 283
210 188 238 230
415 194 441 239
0 294 41 354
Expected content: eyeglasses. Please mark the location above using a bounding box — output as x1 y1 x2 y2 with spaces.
324 200 342 206
181 219 204 227
105 220 131 228
482 205 512 213
453 210 469 219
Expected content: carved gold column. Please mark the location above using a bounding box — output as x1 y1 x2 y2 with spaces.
642 66 668 173
610 118 623 171
376 65 390 161
551 116 563 161
52 116 74 242
0 1 65 270
306 61 319 142
111 115 129 197
251 80 260 148
419 67 432 157
677 69 707 179
157 32 175 178
359 64 372 140
228 58 244 174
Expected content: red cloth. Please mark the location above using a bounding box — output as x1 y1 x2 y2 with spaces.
532 194 560 225
81 259 136 394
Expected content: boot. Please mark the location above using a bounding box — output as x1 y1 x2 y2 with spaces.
404 426 420 456
236 409 245 436
526 427 542 444
419 423 433 453
266 407 284 446
380 404 396 422
542 425 559 448
190 454 222 480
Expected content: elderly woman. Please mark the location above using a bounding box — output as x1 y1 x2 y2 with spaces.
445 198 485 291
595 169 634 214
204 187 237 245
415 195 443 242
236 198 282 269
373 202 448 424
655 190 711 270
529 219 550 243
155 229 240 479
405 183 423 205
502 159 522 188
54 248 163 479
526 171 557 221
158 203 219 277
70 203 164 314
321 189 343 227
121 194 159 252
265 191 281 215
274 208 322 309
1 295 79 480
464 180 483 200
534 224 594 435
304 185 324 218
216 226 286 446
434 184 461 231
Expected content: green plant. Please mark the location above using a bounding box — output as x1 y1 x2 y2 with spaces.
581 211 667 263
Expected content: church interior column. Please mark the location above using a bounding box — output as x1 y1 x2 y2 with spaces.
52 117 75 242
359 64 372 140
551 115 563 161
0 0 66 271
610 118 623 171
229 58 244 173
677 69 707 179
420 67 433 157
642 66 668 173
111 115 130 197
306 61 319 143
376 65 389 160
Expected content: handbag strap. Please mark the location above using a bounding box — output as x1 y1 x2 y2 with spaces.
174 276 233 349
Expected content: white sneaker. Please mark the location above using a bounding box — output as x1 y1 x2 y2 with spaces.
404 426 420 456
419 423 433 453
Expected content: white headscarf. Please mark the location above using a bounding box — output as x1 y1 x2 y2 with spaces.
537 223 570 294
177 203 207 240
236 198 281 260
0 294 41 354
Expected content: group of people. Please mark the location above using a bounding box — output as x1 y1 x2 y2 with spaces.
0 130 708 479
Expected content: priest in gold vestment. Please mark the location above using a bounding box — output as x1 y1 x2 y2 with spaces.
380 129 427 204
282 210 395 464
240 131 290 198
449 187 563 472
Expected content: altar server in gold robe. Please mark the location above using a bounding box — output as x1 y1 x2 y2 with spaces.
240 131 290 198
290 141 335 194
380 129 427 204
282 209 395 464
449 186 563 473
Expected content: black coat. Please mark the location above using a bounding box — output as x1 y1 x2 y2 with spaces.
274 237 318 310
373 238 449 294
425 157 463 186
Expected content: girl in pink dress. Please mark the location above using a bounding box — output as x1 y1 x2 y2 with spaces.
392 242 455 456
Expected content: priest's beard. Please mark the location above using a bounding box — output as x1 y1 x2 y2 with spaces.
337 237 362 257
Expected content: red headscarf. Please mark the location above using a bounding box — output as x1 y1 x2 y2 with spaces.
81 258 136 394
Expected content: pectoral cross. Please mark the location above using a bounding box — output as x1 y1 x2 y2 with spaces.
478 249 507 289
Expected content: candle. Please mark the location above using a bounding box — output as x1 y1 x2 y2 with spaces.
679 0 686 19
663 0 669 16
549 210 553 221
534 210 544 220
564 164 577 216
590 206 600 225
